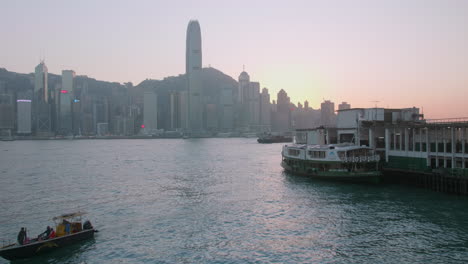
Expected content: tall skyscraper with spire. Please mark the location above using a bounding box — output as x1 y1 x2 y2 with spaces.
186 20 203 131
34 61 48 103
34 61 52 136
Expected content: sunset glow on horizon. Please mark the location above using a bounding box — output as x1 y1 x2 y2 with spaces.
1 0 467 118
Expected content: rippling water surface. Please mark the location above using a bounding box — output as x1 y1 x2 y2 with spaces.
1 139 468 263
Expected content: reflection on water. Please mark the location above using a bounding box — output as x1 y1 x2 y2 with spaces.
1 139 468 263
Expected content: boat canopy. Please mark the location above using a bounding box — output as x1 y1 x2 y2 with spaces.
52 211 87 221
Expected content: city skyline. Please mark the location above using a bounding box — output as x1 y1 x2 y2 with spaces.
1 0 468 118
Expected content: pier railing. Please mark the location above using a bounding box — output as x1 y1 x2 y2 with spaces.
342 155 380 163
425 117 468 124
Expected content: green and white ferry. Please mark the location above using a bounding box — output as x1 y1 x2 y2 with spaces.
281 128 382 182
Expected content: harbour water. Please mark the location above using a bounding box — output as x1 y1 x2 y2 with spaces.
1 138 468 263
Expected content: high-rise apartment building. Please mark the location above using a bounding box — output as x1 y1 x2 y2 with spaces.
338 101 351 110
273 89 291 132
238 71 250 103
259 88 271 132
58 70 75 135
143 87 158 135
237 70 261 131
321 100 336 127
169 91 181 130
238 70 250 130
249 81 260 129
221 87 234 131
0 94 14 133
17 99 32 134
62 70 75 92
179 91 189 130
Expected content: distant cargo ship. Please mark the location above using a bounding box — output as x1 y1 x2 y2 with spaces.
257 134 293 144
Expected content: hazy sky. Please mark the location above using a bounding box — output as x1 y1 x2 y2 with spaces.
1 0 468 118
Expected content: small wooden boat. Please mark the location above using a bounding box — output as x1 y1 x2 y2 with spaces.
0 211 97 261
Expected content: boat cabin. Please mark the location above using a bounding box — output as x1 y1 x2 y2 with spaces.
52 211 86 237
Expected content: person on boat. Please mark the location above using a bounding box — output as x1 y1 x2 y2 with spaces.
49 228 56 239
17 227 26 245
83 220 93 230
38 226 52 240
62 219 71 234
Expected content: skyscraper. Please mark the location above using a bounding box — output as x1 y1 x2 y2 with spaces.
0 94 14 136
274 89 291 132
34 61 52 136
17 100 32 134
186 20 203 131
58 70 75 135
62 70 75 93
169 91 181 130
221 86 234 131
238 70 258 131
249 81 260 129
238 71 250 104
321 100 336 127
260 88 271 132
338 102 351 110
34 61 48 103
143 87 158 135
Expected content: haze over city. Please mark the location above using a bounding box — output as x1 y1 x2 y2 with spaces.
3 1 468 263
1 0 468 118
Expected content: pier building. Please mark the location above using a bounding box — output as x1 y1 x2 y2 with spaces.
307 108 468 195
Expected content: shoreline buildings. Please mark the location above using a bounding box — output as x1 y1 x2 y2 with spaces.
0 19 447 140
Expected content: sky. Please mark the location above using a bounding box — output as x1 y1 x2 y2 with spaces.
1 0 468 118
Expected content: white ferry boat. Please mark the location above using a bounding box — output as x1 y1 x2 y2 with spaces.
281 128 381 182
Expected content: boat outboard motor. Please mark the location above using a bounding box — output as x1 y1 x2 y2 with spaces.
83 220 93 230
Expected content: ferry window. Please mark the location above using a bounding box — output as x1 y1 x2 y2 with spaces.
288 149 300 156
309 151 326 158
390 133 395 150
338 151 345 158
